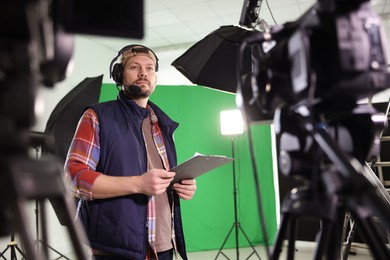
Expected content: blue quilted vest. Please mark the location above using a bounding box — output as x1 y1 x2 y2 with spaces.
80 91 187 259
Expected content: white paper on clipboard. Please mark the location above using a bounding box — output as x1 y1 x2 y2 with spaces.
170 153 234 183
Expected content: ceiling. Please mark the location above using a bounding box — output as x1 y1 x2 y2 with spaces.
86 0 390 54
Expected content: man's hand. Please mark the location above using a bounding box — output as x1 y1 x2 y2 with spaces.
173 179 197 200
138 169 175 196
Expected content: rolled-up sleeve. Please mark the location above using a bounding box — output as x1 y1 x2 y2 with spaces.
65 108 102 200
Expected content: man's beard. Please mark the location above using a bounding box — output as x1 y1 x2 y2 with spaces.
124 84 151 99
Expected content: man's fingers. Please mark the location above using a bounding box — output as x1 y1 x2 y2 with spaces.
161 170 175 179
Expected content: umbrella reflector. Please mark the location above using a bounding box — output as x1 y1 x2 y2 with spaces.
44 75 103 161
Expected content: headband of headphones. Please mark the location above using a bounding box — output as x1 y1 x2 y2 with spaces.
109 44 159 86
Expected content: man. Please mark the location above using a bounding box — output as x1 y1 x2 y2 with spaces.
65 45 197 260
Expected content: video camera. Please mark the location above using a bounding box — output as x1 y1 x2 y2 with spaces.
237 0 390 179
236 2 390 258
0 0 143 255
239 0 389 122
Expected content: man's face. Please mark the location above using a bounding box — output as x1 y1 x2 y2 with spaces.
122 55 157 98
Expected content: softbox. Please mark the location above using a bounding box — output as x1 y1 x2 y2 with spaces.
172 25 262 94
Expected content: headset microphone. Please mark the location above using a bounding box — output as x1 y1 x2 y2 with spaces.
124 84 142 96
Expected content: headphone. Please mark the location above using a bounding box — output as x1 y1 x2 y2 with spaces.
109 44 159 86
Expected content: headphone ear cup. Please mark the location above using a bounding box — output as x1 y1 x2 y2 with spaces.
112 63 123 85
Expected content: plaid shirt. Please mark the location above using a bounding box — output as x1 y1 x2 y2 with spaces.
65 106 176 259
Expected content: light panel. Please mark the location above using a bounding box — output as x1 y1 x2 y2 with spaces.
220 109 245 136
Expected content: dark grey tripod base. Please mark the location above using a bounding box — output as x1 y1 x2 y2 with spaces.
271 128 390 260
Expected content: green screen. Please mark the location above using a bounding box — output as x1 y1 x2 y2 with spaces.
100 83 278 251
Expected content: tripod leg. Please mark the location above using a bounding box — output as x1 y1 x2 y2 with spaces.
10 246 16 260
13 244 27 259
0 250 7 260
12 201 39 260
286 216 296 260
271 212 291 260
237 225 261 260
215 224 235 260
40 242 70 260
55 195 89 260
352 214 390 260
313 219 339 260
39 200 50 259
323 208 345 260
0 244 10 259
35 199 71 260
342 213 355 260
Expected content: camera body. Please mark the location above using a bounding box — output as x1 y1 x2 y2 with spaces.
244 1 389 122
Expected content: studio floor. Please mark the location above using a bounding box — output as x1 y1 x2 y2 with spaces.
1 240 377 259
187 241 374 259
60 241 375 259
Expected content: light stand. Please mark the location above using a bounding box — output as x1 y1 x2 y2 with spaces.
215 110 261 260
30 132 70 260
0 233 26 260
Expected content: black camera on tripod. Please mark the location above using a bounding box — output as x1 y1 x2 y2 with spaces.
238 0 390 177
236 0 390 259
0 0 143 259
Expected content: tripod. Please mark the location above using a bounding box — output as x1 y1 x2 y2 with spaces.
271 106 390 260
341 162 390 259
0 233 26 260
215 136 261 260
32 144 70 260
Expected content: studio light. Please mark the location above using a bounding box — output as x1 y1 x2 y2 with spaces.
220 109 245 136
216 109 260 260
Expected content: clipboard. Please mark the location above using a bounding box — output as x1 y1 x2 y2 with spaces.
170 153 234 183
